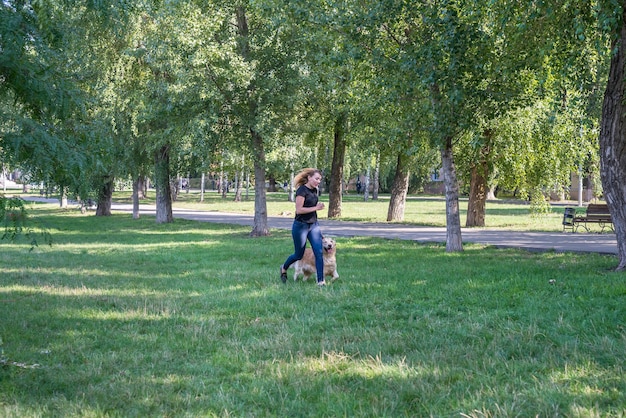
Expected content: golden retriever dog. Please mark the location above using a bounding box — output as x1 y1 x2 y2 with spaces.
293 236 339 282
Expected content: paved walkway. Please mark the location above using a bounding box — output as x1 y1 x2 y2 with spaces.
22 197 618 255
117 203 619 255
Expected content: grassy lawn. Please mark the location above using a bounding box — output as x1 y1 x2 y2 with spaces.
1 203 624 416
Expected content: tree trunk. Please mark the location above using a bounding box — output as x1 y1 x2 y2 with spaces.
234 156 244 202
235 5 268 236
200 172 206 202
441 137 463 252
373 153 380 200
387 152 410 221
245 171 250 200
221 172 228 198
466 162 488 227
60 187 68 208
136 175 146 199
599 8 626 270
234 168 243 202
250 129 270 236
328 113 347 219
289 169 295 202
363 163 371 202
268 176 277 192
466 131 493 227
96 176 113 216
132 176 140 219
171 177 179 202
154 144 173 224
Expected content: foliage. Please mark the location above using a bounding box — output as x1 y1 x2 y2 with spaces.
0 196 51 250
529 189 553 218
0 0 121 201
0 0 621 230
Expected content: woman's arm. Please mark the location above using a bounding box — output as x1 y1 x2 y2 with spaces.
295 195 324 214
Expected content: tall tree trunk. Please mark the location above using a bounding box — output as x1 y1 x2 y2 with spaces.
170 175 179 202
132 176 140 219
200 172 206 202
466 161 488 227
599 8 626 271
250 129 269 236
234 165 243 202
143 177 149 198
245 171 250 200
221 172 228 198
328 113 347 219
96 176 113 216
268 176 277 192
387 152 410 221
441 137 463 252
235 5 269 235
136 175 146 199
466 131 493 227
289 169 295 202
60 187 68 208
154 144 173 224
373 152 380 200
363 162 371 202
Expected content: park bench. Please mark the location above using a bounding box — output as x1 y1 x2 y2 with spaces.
562 203 614 233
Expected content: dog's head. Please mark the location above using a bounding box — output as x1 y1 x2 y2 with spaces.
322 236 336 253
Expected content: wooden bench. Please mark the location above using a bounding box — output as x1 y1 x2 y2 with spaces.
563 204 614 233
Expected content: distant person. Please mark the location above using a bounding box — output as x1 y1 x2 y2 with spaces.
280 168 326 286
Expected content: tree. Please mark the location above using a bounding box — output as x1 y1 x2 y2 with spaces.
209 1 316 236
285 1 355 219
598 2 626 270
0 1 87 197
351 1 487 249
232 5 271 235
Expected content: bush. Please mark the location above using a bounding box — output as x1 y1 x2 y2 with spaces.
1 195 51 249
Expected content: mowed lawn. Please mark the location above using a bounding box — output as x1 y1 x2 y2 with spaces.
1 202 625 417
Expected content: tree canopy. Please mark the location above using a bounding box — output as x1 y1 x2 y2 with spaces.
2 0 626 267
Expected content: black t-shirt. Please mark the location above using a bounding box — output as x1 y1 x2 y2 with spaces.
294 185 319 224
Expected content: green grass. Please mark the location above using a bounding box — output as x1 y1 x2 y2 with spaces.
1 205 625 417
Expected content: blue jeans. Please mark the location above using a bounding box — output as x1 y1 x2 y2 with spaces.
282 220 324 282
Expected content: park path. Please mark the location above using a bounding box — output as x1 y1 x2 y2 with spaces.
117 203 620 255
22 196 618 255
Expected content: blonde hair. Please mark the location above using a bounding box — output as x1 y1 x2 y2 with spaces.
294 168 322 187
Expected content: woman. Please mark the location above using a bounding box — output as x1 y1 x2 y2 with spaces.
280 168 326 286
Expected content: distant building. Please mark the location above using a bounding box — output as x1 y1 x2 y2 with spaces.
569 172 596 202
423 168 445 195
